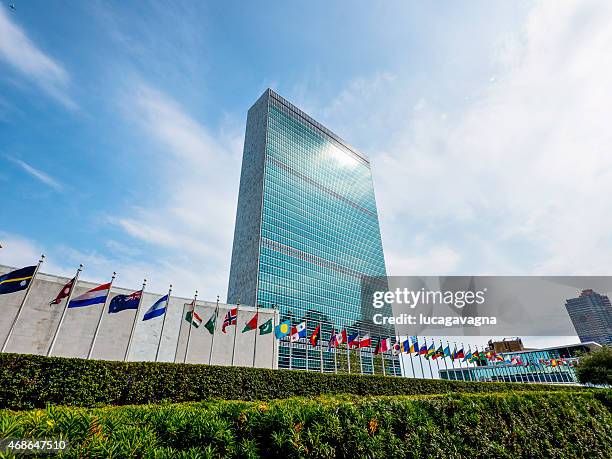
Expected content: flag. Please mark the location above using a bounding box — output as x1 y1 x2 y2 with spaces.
340 330 348 345
275 320 291 339
425 343 436 359
409 336 418 354
463 351 472 362
290 322 307 342
242 313 258 332
142 294 168 321
49 276 75 305
109 290 142 313
327 330 338 351
259 318 273 335
222 307 238 333
184 300 202 327
204 312 216 335
432 345 444 360
456 348 465 359
347 332 359 348
443 345 451 358
68 282 111 308
392 342 401 355
0 266 36 295
375 337 391 355
309 325 320 347
401 338 410 353
419 343 428 355
358 335 371 348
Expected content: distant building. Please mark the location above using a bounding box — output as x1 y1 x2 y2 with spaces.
227 89 398 374
440 342 601 384
565 289 612 346
487 337 525 353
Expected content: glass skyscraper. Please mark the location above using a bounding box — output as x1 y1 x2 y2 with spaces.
228 89 398 374
565 289 612 346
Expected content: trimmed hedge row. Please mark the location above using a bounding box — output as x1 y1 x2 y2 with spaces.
0 353 592 410
2 392 611 458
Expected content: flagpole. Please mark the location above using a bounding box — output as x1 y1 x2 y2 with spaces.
173 304 183 363
231 301 240 366
305 318 309 372
209 295 219 366
426 338 434 379
381 342 386 376
125 278 146 362
2 254 44 353
408 338 416 378
155 285 172 362
458 342 467 381
47 264 82 357
252 303 259 368
288 310 293 370
441 339 449 374
466 344 474 381
271 303 277 369
417 337 425 378
358 329 363 375
184 290 198 364
333 328 338 373
319 319 323 373
87 272 116 360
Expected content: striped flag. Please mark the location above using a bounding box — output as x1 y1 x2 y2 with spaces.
68 282 111 308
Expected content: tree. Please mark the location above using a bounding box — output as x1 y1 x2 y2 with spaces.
575 345 612 385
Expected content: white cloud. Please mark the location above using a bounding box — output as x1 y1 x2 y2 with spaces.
6 156 62 190
322 0 612 277
0 5 74 108
110 83 242 299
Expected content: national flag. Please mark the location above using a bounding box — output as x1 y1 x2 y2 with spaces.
222 307 238 333
143 294 169 321
456 348 465 359
340 330 348 345
184 300 203 327
327 330 337 351
290 322 307 342
443 345 451 358
68 282 111 308
463 351 472 362
432 345 444 360
333 331 344 347
425 343 436 359
275 320 291 339
259 318 273 335
204 312 216 335
375 337 391 355
108 290 142 313
358 335 371 348
0 266 36 295
309 325 320 347
401 338 410 353
242 313 258 332
347 332 359 348
392 342 401 355
409 336 418 354
419 343 428 355
49 276 76 305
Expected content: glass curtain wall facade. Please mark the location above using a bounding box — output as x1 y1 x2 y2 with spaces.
565 289 612 346
228 89 398 374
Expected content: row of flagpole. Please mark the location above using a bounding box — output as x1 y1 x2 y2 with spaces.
0 258 577 382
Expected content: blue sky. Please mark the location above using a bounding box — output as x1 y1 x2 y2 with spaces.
1 1 611 348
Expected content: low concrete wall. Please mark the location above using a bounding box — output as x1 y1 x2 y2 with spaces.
0 265 278 368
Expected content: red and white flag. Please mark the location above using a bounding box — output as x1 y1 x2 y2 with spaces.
49 277 76 305
358 335 371 348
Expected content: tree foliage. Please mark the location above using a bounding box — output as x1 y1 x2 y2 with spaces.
575 345 612 385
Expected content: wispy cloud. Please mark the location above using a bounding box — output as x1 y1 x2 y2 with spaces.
110 82 242 298
6 156 62 191
0 4 74 109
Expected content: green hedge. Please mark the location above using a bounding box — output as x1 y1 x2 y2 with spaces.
1 392 611 458
0 353 592 410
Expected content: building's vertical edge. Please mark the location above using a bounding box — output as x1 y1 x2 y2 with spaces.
227 91 270 307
